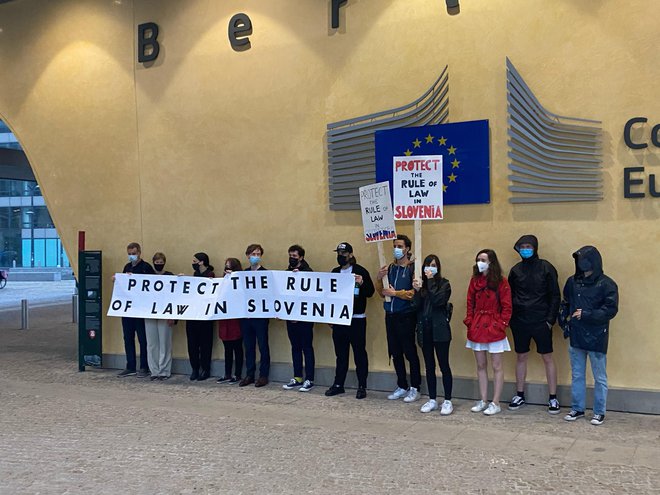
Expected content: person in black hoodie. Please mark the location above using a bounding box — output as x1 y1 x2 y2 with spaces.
282 244 316 392
186 252 216 381
507 235 561 414
411 254 454 415
117 242 155 378
560 246 618 426
325 242 375 399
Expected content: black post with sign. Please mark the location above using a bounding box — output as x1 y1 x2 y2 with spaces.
78 250 103 371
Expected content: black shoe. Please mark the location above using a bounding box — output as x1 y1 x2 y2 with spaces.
117 369 136 378
190 370 199 381
228 376 241 384
356 387 367 400
508 395 525 410
325 384 345 397
590 414 605 426
198 370 210 381
150 375 159 381
564 410 585 421
216 376 231 383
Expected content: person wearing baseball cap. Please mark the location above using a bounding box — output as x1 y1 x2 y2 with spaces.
324 242 374 399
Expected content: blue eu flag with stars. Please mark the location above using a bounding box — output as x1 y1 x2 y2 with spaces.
375 120 490 205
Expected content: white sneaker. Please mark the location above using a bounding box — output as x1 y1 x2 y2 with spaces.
299 380 314 392
420 399 438 413
440 400 454 416
471 400 487 412
388 387 409 400
403 387 420 403
483 402 502 416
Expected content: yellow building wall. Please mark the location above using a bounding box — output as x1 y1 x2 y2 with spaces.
0 0 658 390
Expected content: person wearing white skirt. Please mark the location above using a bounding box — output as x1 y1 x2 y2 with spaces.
463 249 513 416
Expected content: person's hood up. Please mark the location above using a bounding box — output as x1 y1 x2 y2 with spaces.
572 245 603 281
514 234 539 259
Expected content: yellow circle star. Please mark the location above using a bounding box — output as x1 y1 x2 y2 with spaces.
451 159 460 168
404 149 413 156
448 173 457 183
425 133 435 144
438 137 447 146
412 138 422 148
448 145 457 155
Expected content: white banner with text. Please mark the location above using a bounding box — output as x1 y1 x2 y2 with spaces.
108 271 355 325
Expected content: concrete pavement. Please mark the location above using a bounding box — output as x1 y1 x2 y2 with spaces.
0 304 659 494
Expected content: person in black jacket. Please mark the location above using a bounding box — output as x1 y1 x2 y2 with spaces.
117 242 155 378
507 235 561 414
325 242 375 399
282 244 316 392
411 254 454 415
560 246 618 426
186 252 216 381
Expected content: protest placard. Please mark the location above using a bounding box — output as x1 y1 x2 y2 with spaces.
392 155 444 220
107 271 355 325
359 181 396 243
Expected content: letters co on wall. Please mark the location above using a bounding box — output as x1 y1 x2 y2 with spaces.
137 1 348 60
623 118 660 199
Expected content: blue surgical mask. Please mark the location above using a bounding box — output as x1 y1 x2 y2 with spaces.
128 254 138 263
425 266 438 276
519 248 534 259
393 247 405 260
249 255 261 266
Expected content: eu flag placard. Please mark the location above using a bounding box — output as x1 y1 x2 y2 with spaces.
375 120 490 205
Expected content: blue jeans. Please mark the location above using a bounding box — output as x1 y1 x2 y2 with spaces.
121 317 148 372
286 321 315 381
241 318 270 379
569 345 608 415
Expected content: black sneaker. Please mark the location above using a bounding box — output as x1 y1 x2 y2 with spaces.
590 414 605 426
356 387 367 400
228 376 241 384
136 369 150 378
150 375 159 381
508 395 525 410
283 378 303 390
324 384 345 397
190 370 199 381
117 369 136 378
216 376 231 384
564 410 585 421
548 398 561 414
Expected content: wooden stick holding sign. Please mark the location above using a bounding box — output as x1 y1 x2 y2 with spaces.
392 155 444 282
359 181 397 302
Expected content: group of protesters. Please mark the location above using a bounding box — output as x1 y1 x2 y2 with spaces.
116 234 618 425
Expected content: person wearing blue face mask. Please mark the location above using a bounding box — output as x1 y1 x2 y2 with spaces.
239 243 271 388
411 254 454 415
508 235 561 414
376 234 422 404
117 242 155 378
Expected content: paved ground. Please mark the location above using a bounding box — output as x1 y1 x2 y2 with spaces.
0 280 76 310
1 304 659 494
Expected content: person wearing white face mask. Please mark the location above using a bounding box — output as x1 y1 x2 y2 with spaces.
412 254 454 415
117 242 155 378
463 249 512 416
376 235 422 404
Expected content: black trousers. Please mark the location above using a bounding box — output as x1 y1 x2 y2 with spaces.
222 338 243 378
385 311 421 390
331 318 369 388
421 326 453 400
186 320 214 373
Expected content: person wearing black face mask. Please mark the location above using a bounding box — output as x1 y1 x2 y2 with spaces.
325 242 374 399
186 252 215 381
144 252 175 380
282 245 316 392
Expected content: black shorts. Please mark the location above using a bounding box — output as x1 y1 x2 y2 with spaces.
510 320 553 354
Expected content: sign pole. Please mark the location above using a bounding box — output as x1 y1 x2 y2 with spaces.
376 241 392 303
414 219 422 281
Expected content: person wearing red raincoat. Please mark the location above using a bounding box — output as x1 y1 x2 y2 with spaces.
463 249 512 416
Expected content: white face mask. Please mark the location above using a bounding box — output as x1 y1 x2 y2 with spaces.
476 261 489 273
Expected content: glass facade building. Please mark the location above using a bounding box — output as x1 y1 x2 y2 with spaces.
0 121 70 268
